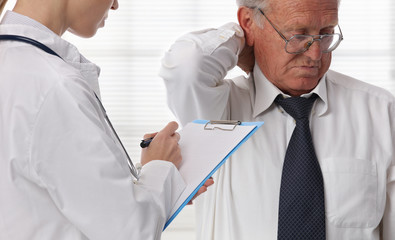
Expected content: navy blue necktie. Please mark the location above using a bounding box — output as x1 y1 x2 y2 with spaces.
275 94 326 240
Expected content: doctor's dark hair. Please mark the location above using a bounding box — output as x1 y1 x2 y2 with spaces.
0 0 8 15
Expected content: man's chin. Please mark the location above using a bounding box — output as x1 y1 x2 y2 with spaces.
284 78 321 96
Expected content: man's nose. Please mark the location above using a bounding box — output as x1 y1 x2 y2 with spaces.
303 39 322 60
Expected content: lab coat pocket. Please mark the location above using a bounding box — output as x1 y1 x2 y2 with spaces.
321 158 378 228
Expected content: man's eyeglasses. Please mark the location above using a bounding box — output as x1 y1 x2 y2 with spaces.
257 8 343 54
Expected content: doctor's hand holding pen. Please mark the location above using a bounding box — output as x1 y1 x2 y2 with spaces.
140 121 182 168
140 121 214 203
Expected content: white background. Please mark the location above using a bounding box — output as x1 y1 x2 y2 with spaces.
2 0 394 239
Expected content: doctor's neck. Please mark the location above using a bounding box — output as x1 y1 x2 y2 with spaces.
13 0 69 36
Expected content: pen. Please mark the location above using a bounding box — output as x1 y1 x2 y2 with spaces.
140 137 154 148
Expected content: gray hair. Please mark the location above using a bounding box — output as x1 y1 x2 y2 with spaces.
236 0 270 28
236 0 340 8
236 0 341 28
236 0 267 8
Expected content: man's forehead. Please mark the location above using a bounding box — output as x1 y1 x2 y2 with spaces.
269 0 338 12
267 0 338 25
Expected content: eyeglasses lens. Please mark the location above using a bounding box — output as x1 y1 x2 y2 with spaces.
286 34 341 54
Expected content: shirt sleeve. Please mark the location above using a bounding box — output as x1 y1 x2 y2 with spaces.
29 75 186 240
159 22 245 126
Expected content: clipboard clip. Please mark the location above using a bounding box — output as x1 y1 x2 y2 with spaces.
204 120 242 131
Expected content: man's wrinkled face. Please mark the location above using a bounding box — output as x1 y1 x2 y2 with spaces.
251 0 339 96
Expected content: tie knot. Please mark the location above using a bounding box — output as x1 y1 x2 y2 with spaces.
274 94 318 120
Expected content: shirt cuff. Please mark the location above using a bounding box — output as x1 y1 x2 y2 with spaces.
137 160 186 217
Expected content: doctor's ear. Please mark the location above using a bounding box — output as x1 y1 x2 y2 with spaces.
237 6 255 47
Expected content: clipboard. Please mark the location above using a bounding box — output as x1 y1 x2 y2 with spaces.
164 119 264 230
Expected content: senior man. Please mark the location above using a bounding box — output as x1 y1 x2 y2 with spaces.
160 0 395 239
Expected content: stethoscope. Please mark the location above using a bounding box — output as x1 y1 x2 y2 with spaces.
0 34 141 181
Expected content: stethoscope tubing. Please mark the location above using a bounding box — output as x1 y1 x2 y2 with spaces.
0 34 140 180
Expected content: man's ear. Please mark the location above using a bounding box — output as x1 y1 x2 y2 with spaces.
237 6 255 46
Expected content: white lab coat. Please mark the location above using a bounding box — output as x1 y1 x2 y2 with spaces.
0 11 185 240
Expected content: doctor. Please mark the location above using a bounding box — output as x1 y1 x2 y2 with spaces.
0 0 212 239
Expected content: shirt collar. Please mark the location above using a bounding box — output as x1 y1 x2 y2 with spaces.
1 11 91 63
252 63 329 118
0 11 102 96
1 10 53 34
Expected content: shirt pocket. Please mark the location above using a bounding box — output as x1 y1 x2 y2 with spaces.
321 158 379 228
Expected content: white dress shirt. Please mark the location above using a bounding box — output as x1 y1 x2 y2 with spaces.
0 11 185 240
160 23 395 240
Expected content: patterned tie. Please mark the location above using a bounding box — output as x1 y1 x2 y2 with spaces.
275 94 326 240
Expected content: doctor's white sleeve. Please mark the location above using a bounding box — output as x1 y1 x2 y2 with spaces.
30 76 185 240
159 22 245 127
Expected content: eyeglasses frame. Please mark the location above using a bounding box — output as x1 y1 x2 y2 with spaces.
257 8 344 54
